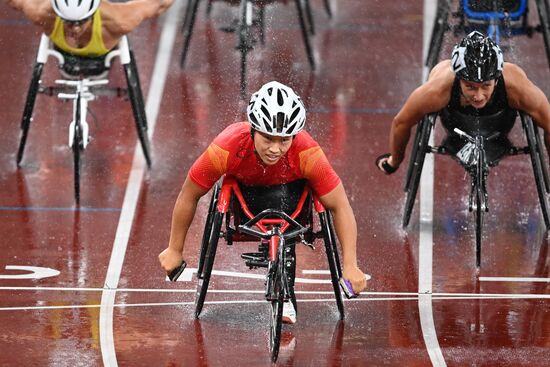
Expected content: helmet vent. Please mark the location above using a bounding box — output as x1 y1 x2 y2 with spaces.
277 89 284 106
275 112 286 132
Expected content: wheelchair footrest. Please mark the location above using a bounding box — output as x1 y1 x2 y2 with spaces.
241 252 268 268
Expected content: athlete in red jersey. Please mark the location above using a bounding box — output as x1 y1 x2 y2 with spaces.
188 121 341 196
159 82 367 321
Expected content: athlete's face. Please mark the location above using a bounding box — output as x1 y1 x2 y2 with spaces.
253 131 293 165
459 79 497 109
64 17 92 37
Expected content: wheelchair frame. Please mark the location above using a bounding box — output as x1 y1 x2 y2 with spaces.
193 176 345 361
426 0 550 71
403 112 550 269
179 0 318 98
16 34 152 203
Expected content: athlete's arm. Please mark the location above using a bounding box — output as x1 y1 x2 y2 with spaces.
380 61 453 172
102 0 175 38
319 183 367 294
504 63 550 162
6 0 55 30
158 176 209 273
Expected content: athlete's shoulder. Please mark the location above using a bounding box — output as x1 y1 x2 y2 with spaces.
291 130 320 151
212 122 251 149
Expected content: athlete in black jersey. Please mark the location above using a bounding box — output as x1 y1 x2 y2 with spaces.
376 31 550 174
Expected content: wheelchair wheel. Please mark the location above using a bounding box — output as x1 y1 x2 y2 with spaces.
404 123 424 193
403 114 435 227
237 0 254 99
425 0 450 70
535 0 550 71
194 210 224 318
123 61 152 167
319 211 344 320
294 0 316 70
17 62 44 166
268 248 284 363
473 162 485 269
180 0 200 68
533 121 550 193
72 94 83 204
197 183 221 277
521 113 550 229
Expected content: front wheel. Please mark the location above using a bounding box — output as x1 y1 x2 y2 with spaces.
268 258 284 363
474 189 483 269
73 97 82 204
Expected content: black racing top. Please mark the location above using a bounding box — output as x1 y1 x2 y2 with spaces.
439 75 517 164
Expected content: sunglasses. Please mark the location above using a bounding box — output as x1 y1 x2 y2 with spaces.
64 16 91 27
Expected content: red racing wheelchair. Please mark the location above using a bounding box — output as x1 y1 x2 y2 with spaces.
194 176 345 362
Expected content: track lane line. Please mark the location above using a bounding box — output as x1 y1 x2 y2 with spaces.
98 1 183 366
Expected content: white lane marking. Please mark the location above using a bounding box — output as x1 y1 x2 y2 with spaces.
0 266 60 280
479 277 550 282
302 270 330 274
3 293 550 312
419 1 446 366
4 285 550 298
99 2 183 366
165 268 373 283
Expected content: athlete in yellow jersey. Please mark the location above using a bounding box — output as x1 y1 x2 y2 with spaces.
7 0 174 57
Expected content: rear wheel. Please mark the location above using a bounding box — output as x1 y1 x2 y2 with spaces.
194 211 224 318
535 0 550 71
403 115 435 227
522 113 550 229
319 211 344 319
197 184 221 276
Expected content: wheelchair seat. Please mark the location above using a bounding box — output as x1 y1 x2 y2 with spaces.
54 47 110 78
237 179 307 216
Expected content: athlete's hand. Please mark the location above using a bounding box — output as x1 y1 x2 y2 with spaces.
342 265 367 294
158 247 183 273
376 153 398 175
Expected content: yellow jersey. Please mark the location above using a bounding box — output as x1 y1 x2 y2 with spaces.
49 10 110 57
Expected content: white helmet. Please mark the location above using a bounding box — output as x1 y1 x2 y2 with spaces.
247 81 306 137
51 0 100 21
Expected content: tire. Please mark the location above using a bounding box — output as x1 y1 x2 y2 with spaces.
319 211 344 320
535 0 550 71
426 0 450 70
17 63 44 165
73 95 82 204
197 184 221 277
403 114 435 227
474 188 483 269
269 251 284 363
123 62 152 167
194 211 224 318
522 113 550 229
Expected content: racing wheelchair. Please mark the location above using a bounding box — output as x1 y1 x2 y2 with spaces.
194 176 345 362
426 0 550 71
179 0 317 98
403 112 550 269
16 34 152 203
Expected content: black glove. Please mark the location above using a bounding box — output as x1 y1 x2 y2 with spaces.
375 153 398 174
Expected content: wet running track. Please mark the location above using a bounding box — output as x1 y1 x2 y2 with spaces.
0 0 549 366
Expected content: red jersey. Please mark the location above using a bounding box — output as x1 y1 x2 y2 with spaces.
189 122 341 197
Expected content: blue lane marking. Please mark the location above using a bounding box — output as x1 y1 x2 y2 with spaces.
0 206 121 212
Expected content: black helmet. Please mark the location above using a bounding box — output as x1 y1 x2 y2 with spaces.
451 31 503 82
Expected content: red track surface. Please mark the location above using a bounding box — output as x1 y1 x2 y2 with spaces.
0 1 549 366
